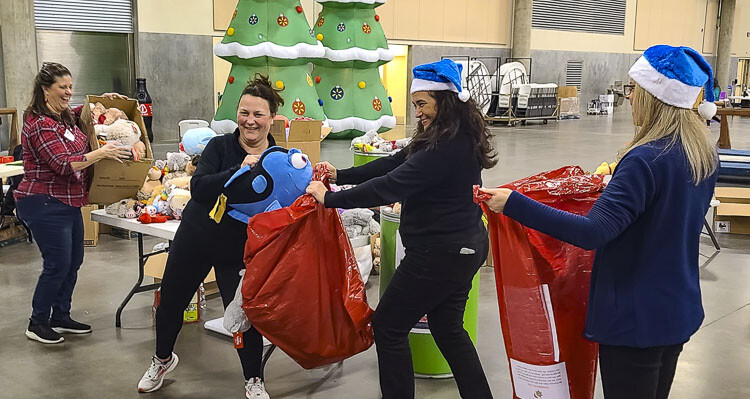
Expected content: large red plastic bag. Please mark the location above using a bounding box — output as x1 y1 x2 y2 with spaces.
241 166 374 369
475 166 605 399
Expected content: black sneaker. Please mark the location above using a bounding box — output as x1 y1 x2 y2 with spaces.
50 317 92 334
26 321 64 344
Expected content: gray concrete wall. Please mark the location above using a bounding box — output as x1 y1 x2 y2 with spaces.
136 32 215 143
407 45 510 125
530 49 640 106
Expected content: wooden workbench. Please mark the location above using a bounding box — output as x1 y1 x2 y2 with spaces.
716 107 750 149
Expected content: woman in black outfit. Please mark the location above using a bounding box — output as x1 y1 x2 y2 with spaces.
137 75 280 399
307 59 497 399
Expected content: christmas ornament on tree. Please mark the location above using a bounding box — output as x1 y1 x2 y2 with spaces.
211 0 327 133
312 0 396 139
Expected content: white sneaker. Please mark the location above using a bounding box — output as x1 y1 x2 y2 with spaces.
245 377 270 399
137 353 179 393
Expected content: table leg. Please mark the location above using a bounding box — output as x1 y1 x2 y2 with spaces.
718 114 731 149
115 233 163 327
260 344 276 380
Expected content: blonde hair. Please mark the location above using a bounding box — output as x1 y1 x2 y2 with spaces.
621 84 716 184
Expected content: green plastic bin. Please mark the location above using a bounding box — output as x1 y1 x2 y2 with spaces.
379 207 481 378
353 150 389 167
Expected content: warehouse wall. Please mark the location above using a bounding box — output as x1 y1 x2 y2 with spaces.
135 0 220 142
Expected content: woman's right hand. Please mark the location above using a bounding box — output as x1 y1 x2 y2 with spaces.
316 161 337 183
98 143 132 163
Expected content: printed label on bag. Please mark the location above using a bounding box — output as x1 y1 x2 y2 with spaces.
509 359 571 399
233 332 244 349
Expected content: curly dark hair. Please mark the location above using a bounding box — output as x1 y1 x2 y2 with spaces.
408 91 498 169
25 62 78 128
240 73 285 114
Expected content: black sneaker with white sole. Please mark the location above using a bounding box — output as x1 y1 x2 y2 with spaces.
50 317 92 334
26 321 64 344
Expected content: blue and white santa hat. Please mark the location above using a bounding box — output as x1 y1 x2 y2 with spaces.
629 44 717 119
410 59 470 102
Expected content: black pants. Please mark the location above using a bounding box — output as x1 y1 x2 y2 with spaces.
16 195 84 325
372 235 492 399
154 221 263 380
599 342 684 399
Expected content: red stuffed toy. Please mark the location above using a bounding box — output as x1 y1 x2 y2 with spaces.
138 213 168 224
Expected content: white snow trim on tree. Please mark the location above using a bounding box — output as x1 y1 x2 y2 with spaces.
318 0 386 4
328 115 397 133
323 47 394 63
211 118 332 135
214 41 325 60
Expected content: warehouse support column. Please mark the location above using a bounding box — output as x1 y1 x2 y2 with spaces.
0 0 38 113
716 0 736 93
511 0 533 73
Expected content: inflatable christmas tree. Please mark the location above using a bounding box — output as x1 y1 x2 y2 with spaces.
312 0 396 139
211 0 327 133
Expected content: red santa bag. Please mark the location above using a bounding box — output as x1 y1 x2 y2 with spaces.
241 166 374 369
475 166 605 399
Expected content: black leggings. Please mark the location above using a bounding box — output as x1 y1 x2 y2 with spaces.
599 342 684 399
154 222 263 380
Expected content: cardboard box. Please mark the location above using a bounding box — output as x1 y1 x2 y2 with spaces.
714 187 750 234
270 120 331 165
81 205 99 247
0 217 28 248
558 86 579 99
145 253 219 296
81 96 153 205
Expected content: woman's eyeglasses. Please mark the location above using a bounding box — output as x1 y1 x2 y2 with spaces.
624 84 635 97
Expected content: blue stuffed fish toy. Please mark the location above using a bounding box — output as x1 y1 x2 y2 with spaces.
209 146 313 224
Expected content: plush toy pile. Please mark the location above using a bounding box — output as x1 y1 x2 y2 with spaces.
340 208 380 239
105 128 217 224
89 102 148 161
351 130 410 154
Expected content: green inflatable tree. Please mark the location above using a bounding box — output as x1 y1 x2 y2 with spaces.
211 0 327 133
312 0 395 139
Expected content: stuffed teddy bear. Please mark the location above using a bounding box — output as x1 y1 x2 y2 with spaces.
105 198 138 218
166 152 190 173
102 107 128 125
185 158 197 176
164 176 191 194
147 184 165 206
138 167 163 201
90 102 107 122
594 161 618 175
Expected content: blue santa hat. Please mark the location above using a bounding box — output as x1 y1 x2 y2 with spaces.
628 44 717 119
410 59 470 102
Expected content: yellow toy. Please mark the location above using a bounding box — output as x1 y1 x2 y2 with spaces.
594 161 618 175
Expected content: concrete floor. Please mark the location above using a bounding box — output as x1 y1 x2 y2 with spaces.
1 108 749 398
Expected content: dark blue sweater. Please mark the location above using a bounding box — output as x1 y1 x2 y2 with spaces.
503 138 717 347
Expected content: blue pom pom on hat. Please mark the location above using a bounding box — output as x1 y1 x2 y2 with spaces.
628 44 717 119
410 59 471 102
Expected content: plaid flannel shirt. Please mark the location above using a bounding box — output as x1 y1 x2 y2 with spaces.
14 106 90 207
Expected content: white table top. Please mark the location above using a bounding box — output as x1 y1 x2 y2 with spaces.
91 209 180 241
0 164 23 179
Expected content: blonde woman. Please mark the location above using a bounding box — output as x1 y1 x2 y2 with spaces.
479 45 718 399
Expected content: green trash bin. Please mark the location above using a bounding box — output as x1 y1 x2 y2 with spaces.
379 207 481 378
353 150 389 167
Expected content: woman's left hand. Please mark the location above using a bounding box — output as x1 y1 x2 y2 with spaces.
306 181 328 205
478 187 513 213
101 92 128 100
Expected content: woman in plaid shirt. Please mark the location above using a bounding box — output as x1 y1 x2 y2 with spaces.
14 62 131 344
